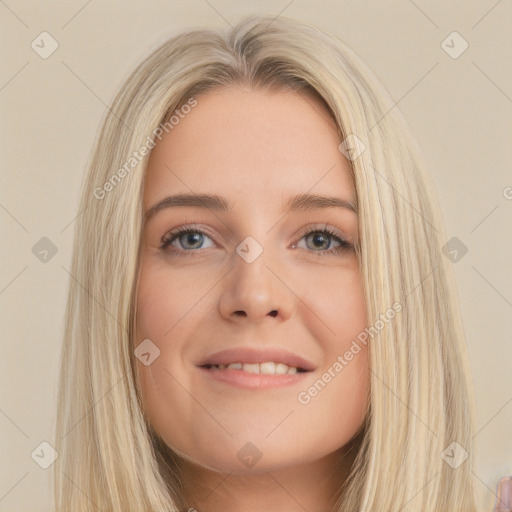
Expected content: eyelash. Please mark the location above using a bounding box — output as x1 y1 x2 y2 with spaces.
159 224 353 257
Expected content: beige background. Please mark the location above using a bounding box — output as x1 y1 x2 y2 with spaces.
1 1 511 510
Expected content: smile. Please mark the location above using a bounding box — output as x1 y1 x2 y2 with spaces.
203 361 307 375
196 346 316 389
198 363 312 390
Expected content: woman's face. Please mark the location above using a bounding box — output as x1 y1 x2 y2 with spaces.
135 85 369 473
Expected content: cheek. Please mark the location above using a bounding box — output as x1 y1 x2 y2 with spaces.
135 260 209 342
133 256 370 470
300 266 369 427
134 261 217 443
300 262 367 346
298 345 370 420
136 260 181 336
134 265 179 418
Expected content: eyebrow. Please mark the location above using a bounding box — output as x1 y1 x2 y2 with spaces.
144 192 357 222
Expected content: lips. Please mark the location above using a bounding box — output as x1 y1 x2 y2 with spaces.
197 346 316 372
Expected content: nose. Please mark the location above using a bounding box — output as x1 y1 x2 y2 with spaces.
218 245 294 323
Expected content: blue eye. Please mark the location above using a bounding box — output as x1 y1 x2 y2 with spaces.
295 227 352 255
160 225 353 257
160 228 214 252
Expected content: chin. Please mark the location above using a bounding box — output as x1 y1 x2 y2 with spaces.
169 439 307 475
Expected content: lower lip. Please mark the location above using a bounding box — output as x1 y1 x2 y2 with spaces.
198 366 311 389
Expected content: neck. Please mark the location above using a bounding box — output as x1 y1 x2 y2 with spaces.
175 446 357 512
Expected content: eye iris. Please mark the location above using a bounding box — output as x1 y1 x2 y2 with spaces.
307 232 330 250
181 231 203 249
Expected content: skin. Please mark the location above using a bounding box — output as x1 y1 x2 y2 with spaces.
135 85 370 512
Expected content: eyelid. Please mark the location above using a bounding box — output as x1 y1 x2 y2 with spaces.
160 221 353 255
160 222 218 251
291 223 353 254
294 222 348 241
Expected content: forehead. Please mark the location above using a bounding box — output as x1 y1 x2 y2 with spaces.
143 86 355 209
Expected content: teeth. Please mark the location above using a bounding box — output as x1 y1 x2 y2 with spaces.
210 362 301 375
259 362 276 374
243 363 260 374
275 363 289 375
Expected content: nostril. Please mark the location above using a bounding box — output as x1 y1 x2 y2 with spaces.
268 310 278 317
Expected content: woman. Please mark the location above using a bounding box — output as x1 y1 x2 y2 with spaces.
54 15 480 511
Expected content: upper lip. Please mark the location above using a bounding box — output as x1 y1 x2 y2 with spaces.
197 346 316 371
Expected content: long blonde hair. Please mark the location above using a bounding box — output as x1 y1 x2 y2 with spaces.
54 15 476 511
